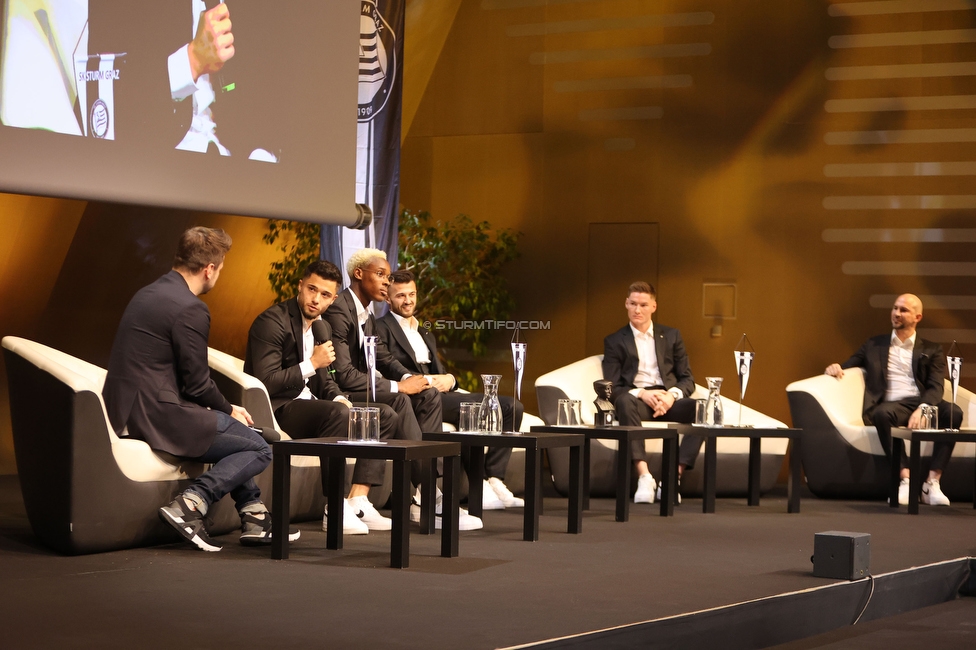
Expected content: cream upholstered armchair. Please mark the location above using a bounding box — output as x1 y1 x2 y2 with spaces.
1 337 243 554
786 370 976 501
535 355 789 498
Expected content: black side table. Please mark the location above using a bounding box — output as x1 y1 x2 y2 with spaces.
271 437 461 568
423 431 584 541
531 424 679 521
675 425 803 514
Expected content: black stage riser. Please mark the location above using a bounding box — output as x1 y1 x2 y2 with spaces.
516 558 973 650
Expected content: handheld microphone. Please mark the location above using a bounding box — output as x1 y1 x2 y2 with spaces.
311 320 337 378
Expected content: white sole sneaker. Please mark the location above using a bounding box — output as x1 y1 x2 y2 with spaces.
634 475 656 504
348 496 393 531
921 480 950 506
323 503 369 535
482 480 506 510
159 498 222 552
409 502 483 530
488 477 524 508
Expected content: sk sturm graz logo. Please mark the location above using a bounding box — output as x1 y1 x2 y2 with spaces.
89 99 110 138
358 0 397 123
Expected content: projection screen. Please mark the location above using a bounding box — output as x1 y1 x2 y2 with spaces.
0 0 364 225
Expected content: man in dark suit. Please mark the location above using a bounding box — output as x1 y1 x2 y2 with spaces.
825 293 959 506
245 259 401 535
324 248 481 530
603 281 699 504
375 270 525 511
103 227 285 551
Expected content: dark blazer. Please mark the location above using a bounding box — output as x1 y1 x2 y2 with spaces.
323 289 415 393
244 298 344 412
374 312 448 378
841 333 947 424
103 270 231 458
602 323 696 401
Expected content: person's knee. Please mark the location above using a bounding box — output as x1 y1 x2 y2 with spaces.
389 393 411 412
256 439 273 466
614 393 641 423
378 405 399 436
871 404 899 427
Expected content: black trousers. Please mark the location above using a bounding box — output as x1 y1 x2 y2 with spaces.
870 398 960 473
612 392 702 470
274 399 399 486
440 391 524 479
347 387 442 486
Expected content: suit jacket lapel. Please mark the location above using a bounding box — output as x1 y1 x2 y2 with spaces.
287 299 306 362
387 316 419 368
878 337 890 384
655 328 666 375
341 290 363 350
621 329 639 383
420 327 442 374
911 338 926 389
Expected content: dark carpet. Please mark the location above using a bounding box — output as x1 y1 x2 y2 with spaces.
1 475 974 649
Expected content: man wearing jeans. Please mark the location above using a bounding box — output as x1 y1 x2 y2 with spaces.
103 227 289 551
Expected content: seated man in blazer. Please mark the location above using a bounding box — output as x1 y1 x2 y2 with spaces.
104 227 288 551
603 281 699 504
825 293 960 506
245 259 401 535
376 269 525 511
324 248 482 530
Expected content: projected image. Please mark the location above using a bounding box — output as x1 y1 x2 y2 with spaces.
1 0 280 162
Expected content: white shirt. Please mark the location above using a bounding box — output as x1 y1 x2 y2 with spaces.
629 323 684 400
393 313 432 365
393 313 439 387
886 331 920 402
294 318 317 400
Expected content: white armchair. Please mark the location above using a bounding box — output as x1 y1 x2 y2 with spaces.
787 370 976 501
1 336 242 554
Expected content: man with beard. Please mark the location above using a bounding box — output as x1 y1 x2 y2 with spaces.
825 293 960 506
376 269 524 511
246 259 399 535
104 226 286 551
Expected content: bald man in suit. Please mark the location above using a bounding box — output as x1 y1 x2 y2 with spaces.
825 293 960 506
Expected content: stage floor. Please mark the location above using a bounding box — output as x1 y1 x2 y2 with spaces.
1 475 974 649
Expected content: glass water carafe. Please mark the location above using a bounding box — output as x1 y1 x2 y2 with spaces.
479 374 504 434
705 377 724 427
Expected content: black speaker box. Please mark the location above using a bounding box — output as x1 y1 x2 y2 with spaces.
812 531 870 580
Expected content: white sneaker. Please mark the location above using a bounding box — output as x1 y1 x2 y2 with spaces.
656 483 682 504
897 477 910 506
634 473 656 504
323 500 369 535
348 495 393 530
921 479 950 506
409 488 484 531
482 480 505 510
488 477 524 508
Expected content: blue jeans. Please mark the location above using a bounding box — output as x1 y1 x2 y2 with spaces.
186 411 272 510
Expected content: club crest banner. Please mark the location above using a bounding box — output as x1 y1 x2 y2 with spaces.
322 0 403 287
